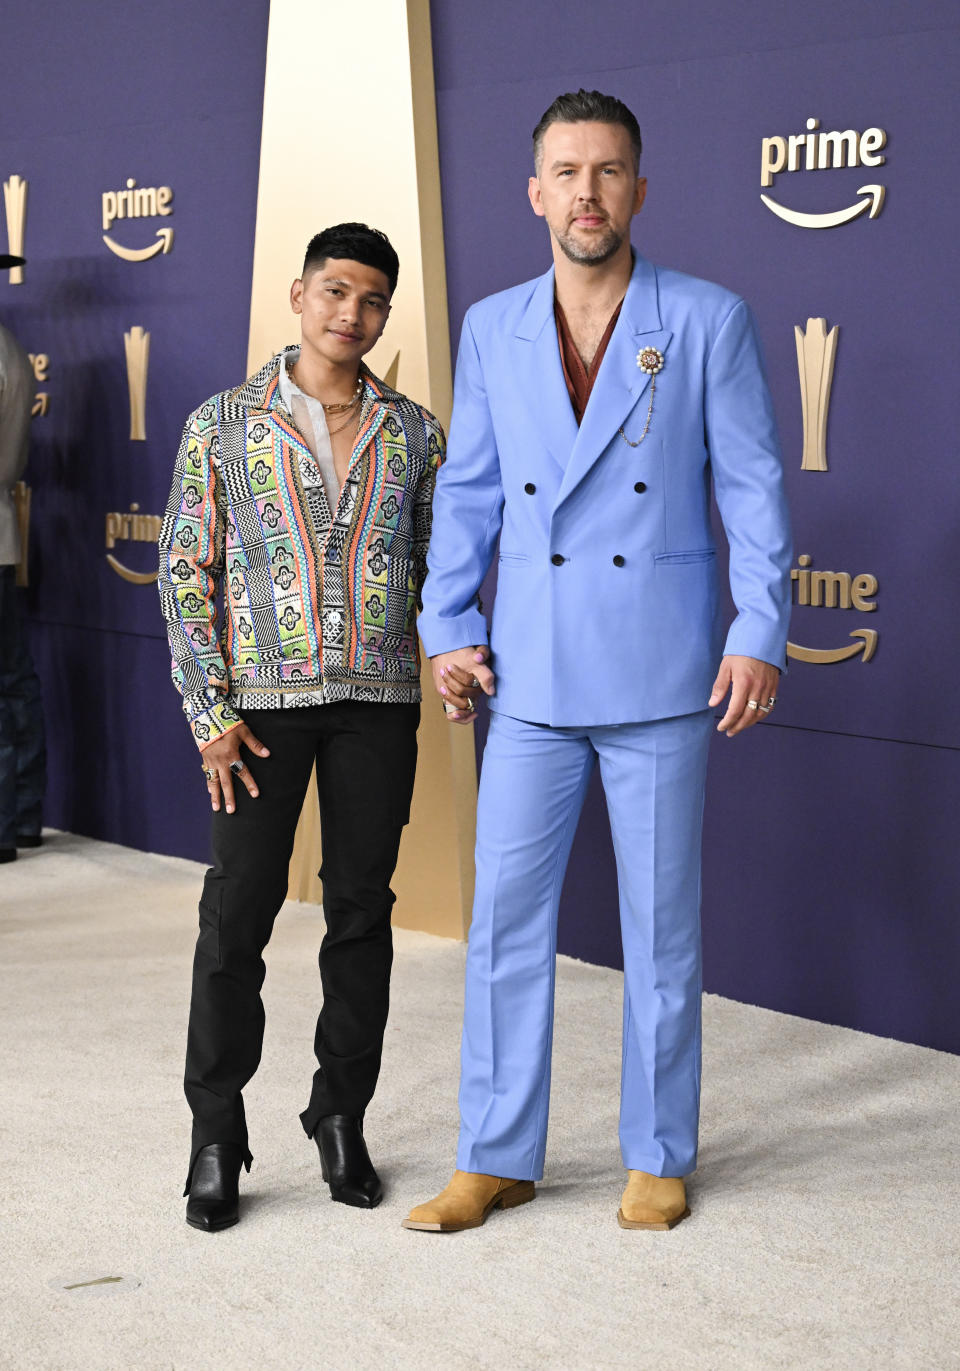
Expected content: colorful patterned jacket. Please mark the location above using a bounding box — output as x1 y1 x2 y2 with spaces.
157 351 445 749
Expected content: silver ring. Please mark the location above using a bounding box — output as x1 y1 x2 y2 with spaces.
758 705 771 715
747 700 759 711
767 697 777 708
470 678 481 689
229 759 245 775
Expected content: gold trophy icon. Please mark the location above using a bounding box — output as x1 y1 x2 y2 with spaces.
124 326 150 441
3 175 28 284
795 317 839 473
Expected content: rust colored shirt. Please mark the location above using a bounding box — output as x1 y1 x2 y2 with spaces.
554 297 624 426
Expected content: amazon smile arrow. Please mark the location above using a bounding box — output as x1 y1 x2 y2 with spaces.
761 185 885 230
105 554 158 585
103 227 174 261
787 629 878 665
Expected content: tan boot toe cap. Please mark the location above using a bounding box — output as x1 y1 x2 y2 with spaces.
402 1171 534 1232
618 1171 689 1230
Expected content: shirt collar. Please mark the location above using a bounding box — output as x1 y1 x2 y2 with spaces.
230 347 399 415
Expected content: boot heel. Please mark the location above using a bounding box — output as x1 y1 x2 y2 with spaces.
497 1181 535 1210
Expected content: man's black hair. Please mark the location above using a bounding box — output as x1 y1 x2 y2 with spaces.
302 222 399 295
532 89 643 174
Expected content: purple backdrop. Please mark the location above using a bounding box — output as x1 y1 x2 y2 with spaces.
4 1 270 862
429 0 960 1051
4 2 957 1054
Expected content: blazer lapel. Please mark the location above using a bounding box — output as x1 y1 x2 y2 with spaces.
555 255 672 509
515 267 579 474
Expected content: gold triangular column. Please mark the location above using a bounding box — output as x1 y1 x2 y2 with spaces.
246 0 476 938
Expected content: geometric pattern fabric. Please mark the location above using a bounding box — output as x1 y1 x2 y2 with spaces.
158 350 445 748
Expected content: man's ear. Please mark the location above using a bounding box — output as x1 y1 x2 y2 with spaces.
633 178 648 216
290 277 304 314
528 176 545 219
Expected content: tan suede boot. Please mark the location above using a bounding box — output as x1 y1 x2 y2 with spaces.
617 1170 690 1230
402 1170 535 1232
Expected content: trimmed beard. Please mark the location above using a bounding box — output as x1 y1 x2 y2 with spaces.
554 222 624 266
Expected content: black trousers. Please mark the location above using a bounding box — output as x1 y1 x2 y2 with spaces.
183 701 419 1187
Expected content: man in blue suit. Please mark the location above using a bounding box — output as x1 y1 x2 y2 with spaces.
404 90 791 1233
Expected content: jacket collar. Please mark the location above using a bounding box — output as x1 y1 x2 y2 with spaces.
514 251 664 342
513 252 670 487
554 253 673 509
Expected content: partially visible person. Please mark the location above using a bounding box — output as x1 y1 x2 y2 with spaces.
0 255 46 865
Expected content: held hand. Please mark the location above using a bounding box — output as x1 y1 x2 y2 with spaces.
431 646 496 725
709 655 780 737
199 722 270 813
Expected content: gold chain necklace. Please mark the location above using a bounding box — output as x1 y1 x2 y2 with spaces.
322 374 364 412
325 393 363 436
287 363 363 413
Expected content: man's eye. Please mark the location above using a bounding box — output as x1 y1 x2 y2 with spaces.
327 288 342 296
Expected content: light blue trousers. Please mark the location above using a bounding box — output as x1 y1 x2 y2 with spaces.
457 708 713 1181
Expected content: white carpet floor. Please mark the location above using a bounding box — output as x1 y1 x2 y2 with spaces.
1 832 958 1371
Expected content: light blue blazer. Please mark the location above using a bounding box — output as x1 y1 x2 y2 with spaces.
418 253 792 726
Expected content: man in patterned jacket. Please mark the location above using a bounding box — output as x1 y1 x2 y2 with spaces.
158 223 444 1232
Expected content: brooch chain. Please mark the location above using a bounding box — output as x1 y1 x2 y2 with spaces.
619 347 665 448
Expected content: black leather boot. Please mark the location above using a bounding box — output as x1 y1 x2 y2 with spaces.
185 1143 243 1231
313 1115 382 1208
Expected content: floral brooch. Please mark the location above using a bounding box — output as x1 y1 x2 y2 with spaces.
637 346 665 375
620 347 666 447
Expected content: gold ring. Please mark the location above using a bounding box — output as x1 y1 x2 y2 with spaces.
202 766 216 781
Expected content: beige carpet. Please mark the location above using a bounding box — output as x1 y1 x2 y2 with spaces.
1 832 957 1371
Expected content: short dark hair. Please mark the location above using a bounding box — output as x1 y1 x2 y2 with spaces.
302 222 399 295
532 89 643 174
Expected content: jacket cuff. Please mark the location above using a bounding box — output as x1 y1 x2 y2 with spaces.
417 607 489 658
184 691 243 751
722 621 788 674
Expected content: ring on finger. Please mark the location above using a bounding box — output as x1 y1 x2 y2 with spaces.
202 766 216 781
747 700 759 711
758 704 772 715
767 696 777 708
229 759 245 775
